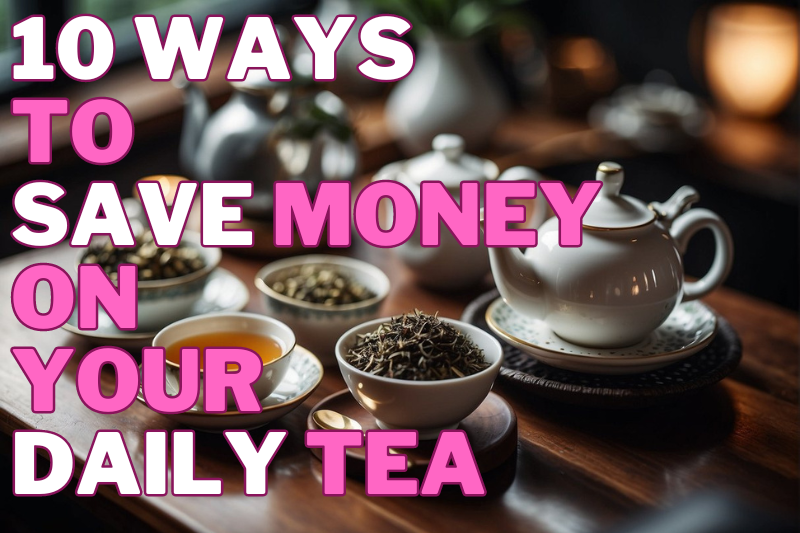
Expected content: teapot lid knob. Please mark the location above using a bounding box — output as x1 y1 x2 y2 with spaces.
597 162 624 196
399 133 490 186
433 134 465 162
582 161 655 229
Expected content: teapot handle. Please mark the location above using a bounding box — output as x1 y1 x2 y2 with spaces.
496 166 549 229
670 208 734 302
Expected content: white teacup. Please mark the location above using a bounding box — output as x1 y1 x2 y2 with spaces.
153 312 295 411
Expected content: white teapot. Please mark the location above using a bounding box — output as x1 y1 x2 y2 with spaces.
374 134 548 290
488 162 734 348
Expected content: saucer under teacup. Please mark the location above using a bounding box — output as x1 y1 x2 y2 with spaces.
62 267 248 348
486 298 717 375
136 346 323 432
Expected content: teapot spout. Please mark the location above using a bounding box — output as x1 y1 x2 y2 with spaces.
175 72 209 177
481 212 546 319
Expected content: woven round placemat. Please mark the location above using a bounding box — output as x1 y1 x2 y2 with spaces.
461 290 742 408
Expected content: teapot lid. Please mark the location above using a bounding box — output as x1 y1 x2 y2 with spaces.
582 162 655 229
402 134 497 187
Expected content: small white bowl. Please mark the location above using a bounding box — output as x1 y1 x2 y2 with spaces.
77 231 221 331
153 312 295 411
255 255 390 366
335 316 503 439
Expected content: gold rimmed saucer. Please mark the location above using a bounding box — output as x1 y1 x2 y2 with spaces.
485 298 718 375
136 346 323 432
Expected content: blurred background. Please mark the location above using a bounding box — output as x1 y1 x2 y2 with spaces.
0 0 797 309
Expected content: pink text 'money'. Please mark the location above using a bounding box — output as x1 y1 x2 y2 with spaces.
275 180 602 248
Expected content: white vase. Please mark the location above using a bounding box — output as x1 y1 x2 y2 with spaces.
386 34 508 156
292 0 383 97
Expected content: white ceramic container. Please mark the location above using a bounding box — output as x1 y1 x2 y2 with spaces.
488 162 734 348
291 0 381 97
386 34 508 155
255 255 390 366
374 134 548 290
335 317 503 439
153 312 296 410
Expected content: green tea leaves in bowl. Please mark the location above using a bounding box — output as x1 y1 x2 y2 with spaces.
346 310 489 381
270 264 374 306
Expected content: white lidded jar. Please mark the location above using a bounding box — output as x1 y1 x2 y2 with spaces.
374 134 548 290
386 34 508 156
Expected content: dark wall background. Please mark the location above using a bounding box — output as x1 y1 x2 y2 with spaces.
527 0 798 92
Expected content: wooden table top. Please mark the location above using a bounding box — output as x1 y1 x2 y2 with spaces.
1 242 797 533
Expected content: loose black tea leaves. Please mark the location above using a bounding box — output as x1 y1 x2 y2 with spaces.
271 265 374 306
81 232 205 281
346 310 489 381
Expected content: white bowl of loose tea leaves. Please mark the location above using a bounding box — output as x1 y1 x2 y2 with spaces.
256 255 390 365
335 310 503 439
77 230 220 331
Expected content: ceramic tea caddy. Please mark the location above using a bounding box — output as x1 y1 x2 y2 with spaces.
177 71 359 220
176 70 287 185
373 134 548 290
488 162 734 348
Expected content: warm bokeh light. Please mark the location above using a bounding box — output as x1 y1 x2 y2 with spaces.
551 37 617 92
547 36 618 114
706 114 795 172
704 4 799 118
134 175 189 205
553 38 605 70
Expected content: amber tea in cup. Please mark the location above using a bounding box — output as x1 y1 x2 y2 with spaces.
165 331 284 371
154 312 297 410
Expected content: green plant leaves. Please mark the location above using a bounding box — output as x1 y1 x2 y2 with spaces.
363 0 526 39
451 1 494 39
